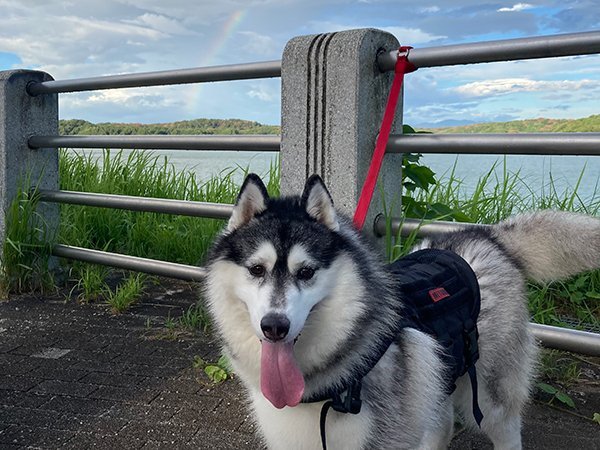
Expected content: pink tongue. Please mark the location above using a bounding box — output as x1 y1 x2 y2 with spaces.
260 341 305 408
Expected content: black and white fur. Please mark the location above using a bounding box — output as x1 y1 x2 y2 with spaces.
204 174 600 450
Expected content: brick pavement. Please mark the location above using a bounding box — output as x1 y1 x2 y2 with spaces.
0 282 262 449
1 281 599 449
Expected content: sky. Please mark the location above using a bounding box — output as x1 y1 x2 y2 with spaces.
0 0 599 127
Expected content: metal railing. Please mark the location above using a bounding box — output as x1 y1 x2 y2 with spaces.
21 29 600 356
386 133 600 156
27 60 281 95
38 190 233 219
29 134 281 151
377 31 600 70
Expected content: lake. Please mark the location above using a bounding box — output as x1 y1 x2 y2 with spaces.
69 149 600 203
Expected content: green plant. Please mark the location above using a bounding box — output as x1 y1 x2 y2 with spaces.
193 354 232 383
0 186 54 296
179 302 212 333
71 263 109 303
536 382 576 408
539 350 582 386
593 412 600 425
106 273 146 313
389 131 600 326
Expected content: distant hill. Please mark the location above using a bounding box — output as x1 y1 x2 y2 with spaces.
59 118 280 136
425 114 600 133
59 114 600 136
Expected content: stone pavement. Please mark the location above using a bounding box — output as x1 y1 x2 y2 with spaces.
1 280 599 449
0 282 262 449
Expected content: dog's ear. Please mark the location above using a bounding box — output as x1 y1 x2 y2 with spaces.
301 175 339 231
227 174 269 232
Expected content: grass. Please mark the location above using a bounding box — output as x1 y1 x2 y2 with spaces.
1 149 597 328
0 185 55 296
106 273 146 314
55 149 279 312
390 157 600 329
179 302 212 333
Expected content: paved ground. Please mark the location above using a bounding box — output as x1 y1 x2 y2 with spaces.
1 279 599 449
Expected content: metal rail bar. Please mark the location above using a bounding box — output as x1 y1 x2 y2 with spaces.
373 215 483 238
53 244 600 355
530 323 600 356
52 244 207 281
38 190 233 219
386 133 600 155
27 31 600 95
27 60 282 95
378 31 600 71
28 134 281 151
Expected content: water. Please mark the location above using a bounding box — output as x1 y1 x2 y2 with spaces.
69 149 599 203
421 153 599 203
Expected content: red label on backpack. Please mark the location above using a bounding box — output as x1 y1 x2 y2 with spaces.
429 287 450 303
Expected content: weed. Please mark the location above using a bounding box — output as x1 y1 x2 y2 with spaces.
0 187 54 296
536 382 576 408
593 413 600 425
71 263 109 303
539 349 582 386
106 273 146 314
179 302 212 333
193 354 232 383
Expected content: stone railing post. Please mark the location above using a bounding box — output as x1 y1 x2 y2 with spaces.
0 70 59 259
280 29 403 237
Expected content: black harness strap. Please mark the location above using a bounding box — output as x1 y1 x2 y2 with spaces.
318 380 362 450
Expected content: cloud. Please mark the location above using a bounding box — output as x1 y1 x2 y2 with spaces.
452 78 598 97
498 3 534 12
0 0 598 127
124 13 199 36
309 21 446 44
419 6 441 13
238 31 278 57
247 81 279 102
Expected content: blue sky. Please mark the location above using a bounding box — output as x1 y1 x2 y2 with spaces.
0 0 598 127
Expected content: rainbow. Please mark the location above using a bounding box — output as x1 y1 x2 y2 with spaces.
185 9 247 114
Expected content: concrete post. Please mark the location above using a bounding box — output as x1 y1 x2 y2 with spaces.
280 28 403 236
0 70 59 258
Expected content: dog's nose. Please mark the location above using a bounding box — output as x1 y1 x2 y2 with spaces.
260 314 290 342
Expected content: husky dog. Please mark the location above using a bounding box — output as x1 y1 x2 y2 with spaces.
204 173 600 450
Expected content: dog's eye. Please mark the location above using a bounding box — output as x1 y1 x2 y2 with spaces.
248 264 266 277
297 267 315 281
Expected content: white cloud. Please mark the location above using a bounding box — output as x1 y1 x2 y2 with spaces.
309 21 446 44
61 87 183 115
0 0 598 127
452 78 597 97
498 3 534 12
124 13 199 36
419 6 441 13
238 31 278 57
247 82 279 102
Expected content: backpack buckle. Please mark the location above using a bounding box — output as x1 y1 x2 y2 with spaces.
331 380 362 414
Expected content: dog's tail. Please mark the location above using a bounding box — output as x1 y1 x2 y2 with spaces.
492 210 600 282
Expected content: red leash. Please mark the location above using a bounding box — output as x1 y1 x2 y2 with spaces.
352 47 417 230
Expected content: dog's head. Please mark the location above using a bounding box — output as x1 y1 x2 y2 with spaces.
206 174 369 408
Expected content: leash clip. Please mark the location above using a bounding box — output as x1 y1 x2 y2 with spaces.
331 380 362 414
396 45 417 74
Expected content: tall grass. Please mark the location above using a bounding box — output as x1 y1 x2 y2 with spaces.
391 157 600 329
0 185 54 295
2 149 597 328
59 149 237 265
56 149 280 307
